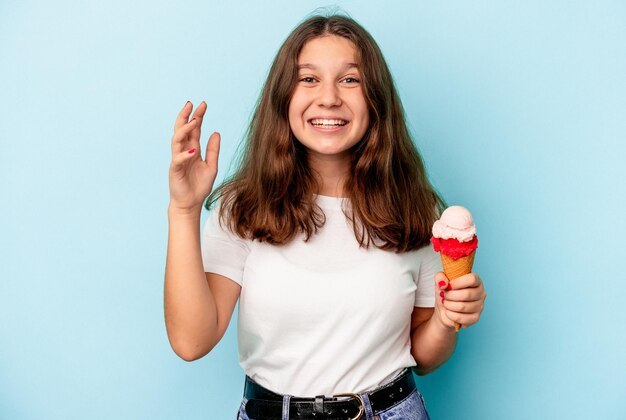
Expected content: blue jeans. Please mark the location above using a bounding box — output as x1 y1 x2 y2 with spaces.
236 371 430 419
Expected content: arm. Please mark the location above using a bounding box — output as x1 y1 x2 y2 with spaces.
410 271 486 375
164 209 240 362
164 101 240 361
409 306 457 375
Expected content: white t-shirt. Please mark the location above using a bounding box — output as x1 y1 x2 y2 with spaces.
201 195 440 397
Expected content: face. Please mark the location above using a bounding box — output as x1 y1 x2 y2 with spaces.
288 35 370 164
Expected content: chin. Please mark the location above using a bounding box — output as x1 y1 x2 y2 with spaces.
307 141 345 153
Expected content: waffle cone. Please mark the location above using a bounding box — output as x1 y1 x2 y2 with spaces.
440 250 476 332
441 251 475 280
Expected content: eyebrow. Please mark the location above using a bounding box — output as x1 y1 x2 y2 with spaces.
297 63 359 70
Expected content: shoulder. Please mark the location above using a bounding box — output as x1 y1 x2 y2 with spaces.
401 242 439 266
203 199 250 248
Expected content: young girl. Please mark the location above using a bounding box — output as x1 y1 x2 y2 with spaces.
165 14 486 420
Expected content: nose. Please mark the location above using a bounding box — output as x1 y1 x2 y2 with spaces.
316 82 342 107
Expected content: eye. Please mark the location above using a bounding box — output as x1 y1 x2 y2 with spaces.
342 77 360 84
299 76 317 83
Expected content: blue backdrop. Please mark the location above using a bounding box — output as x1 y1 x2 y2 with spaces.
1 1 624 419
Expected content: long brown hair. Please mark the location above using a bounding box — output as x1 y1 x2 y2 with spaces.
205 13 444 252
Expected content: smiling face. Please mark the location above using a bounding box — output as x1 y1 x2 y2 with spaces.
288 35 370 168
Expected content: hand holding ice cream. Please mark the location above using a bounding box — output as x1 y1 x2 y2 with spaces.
431 206 485 332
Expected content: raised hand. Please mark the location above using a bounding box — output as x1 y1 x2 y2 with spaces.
168 101 221 213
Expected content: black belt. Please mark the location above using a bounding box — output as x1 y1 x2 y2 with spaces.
243 368 415 419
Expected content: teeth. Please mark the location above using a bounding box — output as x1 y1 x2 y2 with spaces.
310 119 347 127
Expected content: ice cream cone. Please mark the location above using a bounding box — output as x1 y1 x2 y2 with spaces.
440 250 476 331
431 205 479 332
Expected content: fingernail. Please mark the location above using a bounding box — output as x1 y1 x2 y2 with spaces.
438 281 446 288
185 101 190 107
441 298 445 304
188 148 195 154
445 283 452 291
439 291 444 298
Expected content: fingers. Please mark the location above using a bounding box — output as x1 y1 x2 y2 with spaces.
172 117 199 154
170 145 199 170
437 273 482 298
186 101 208 148
448 273 482 289
435 271 485 329
444 274 485 302
171 101 208 154
443 287 484 303
435 272 449 288
441 310 480 328
171 131 221 178
174 101 192 130
174 101 206 130
441 299 483 314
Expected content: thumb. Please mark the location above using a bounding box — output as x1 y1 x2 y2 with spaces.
204 131 221 169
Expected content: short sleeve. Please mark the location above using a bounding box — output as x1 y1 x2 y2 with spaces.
201 203 250 287
413 244 442 307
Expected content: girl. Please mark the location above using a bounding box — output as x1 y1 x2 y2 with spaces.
165 14 486 420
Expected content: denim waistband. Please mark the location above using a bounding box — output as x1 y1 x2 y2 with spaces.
243 368 416 419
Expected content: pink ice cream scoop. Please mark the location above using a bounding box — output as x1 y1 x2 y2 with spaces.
432 205 477 242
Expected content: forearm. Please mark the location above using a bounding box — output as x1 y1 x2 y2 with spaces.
410 312 457 375
164 206 217 360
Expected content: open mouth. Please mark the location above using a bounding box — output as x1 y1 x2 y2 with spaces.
308 118 348 128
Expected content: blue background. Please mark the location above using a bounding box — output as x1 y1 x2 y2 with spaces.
1 1 625 419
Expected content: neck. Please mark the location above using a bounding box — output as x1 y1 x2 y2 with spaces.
308 153 350 198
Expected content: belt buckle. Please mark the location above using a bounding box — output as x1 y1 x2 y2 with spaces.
331 392 364 420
